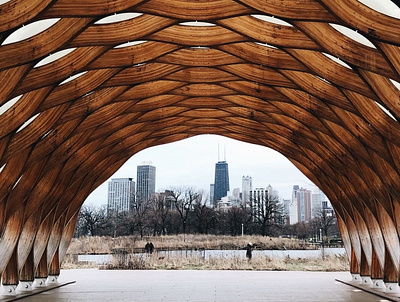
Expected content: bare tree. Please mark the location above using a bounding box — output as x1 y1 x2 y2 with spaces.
311 208 338 240
77 204 109 236
227 206 248 236
291 221 312 240
166 187 201 239
149 191 174 236
132 197 152 239
251 196 285 236
193 194 217 234
108 211 136 237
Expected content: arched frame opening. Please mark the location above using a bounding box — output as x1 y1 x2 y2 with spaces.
0 0 400 295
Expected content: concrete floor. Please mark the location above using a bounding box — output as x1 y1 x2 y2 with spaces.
2 270 397 302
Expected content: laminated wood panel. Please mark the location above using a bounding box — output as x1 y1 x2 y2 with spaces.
0 0 399 284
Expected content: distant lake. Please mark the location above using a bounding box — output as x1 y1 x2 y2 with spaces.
78 248 346 264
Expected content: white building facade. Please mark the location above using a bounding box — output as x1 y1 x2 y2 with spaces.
107 178 135 213
242 175 252 204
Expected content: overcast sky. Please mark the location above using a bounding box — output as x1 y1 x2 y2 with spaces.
84 134 316 207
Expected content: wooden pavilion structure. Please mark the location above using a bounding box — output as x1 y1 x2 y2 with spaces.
0 0 400 296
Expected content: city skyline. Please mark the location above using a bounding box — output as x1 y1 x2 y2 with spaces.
84 134 316 207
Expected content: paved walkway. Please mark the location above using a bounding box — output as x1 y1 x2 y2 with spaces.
2 270 395 301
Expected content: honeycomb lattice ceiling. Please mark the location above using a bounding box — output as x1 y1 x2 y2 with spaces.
1 1 400 273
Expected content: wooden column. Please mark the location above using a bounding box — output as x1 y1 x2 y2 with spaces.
46 214 66 272
35 247 48 279
49 248 60 276
2 247 18 286
18 207 42 273
371 249 383 280
350 248 360 275
0 208 25 275
20 248 35 282
59 213 79 263
360 249 370 277
383 247 398 283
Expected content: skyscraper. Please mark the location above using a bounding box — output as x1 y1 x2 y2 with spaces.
289 185 300 224
213 160 230 204
107 178 135 213
136 161 156 204
293 187 311 222
242 175 252 204
311 190 323 219
250 185 283 227
209 184 214 207
250 187 269 221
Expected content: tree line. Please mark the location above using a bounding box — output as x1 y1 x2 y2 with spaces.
74 187 340 241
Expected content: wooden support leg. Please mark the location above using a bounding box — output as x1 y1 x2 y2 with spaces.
350 248 361 283
384 247 399 293
48 248 60 285
19 248 34 292
34 248 47 288
360 249 372 286
2 247 19 296
371 248 385 290
0 208 25 275
59 213 79 263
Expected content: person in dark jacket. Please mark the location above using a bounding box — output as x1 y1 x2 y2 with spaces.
145 242 151 254
246 242 253 260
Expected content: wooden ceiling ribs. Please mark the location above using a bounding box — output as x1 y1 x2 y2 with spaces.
0 0 400 293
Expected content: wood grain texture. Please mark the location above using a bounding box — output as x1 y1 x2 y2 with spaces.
0 0 399 288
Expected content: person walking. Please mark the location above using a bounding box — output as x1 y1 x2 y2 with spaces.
246 242 253 260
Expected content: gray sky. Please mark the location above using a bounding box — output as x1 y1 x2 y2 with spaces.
84 134 316 206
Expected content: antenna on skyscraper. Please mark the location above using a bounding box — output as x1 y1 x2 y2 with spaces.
224 145 226 161
218 143 220 161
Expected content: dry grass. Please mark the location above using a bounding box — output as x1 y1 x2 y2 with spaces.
61 254 99 269
66 234 314 255
62 235 348 272
94 253 349 272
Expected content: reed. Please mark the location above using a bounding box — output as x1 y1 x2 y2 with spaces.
67 234 315 254
63 235 347 271
92 253 349 271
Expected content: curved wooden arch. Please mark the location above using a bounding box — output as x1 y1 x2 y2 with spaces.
1 0 400 294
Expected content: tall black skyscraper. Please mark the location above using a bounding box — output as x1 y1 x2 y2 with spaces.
213 160 230 204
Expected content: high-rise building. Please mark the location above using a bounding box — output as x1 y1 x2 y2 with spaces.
289 185 300 224
107 178 135 213
295 187 312 223
136 161 156 204
250 186 283 225
283 199 291 225
311 190 323 219
231 188 241 205
250 187 269 221
266 184 279 200
213 160 230 204
289 202 298 225
312 189 333 218
242 176 252 204
209 184 214 207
